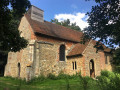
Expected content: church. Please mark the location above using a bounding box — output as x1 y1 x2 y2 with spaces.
4 6 113 80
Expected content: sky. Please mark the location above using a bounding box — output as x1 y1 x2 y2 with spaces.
29 0 97 30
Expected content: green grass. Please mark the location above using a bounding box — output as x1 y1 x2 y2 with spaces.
0 75 98 90
0 71 120 90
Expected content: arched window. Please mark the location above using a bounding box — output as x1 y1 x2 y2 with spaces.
59 45 65 61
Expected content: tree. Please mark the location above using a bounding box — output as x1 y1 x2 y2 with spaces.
51 19 81 31
113 48 120 65
0 52 8 76
84 0 120 65
0 0 31 52
84 0 120 48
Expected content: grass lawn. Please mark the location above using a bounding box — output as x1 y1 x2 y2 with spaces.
1 71 119 90
0 76 98 90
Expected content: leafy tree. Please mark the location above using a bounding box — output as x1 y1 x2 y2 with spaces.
0 0 31 52
84 0 120 48
0 52 8 76
51 19 81 31
112 48 120 65
84 0 120 65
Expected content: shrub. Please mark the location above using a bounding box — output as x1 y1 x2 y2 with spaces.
29 75 46 84
78 73 94 90
47 73 57 80
57 73 77 80
96 71 120 90
114 66 120 73
101 70 115 79
110 73 120 89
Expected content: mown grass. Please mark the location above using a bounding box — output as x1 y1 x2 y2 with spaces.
0 71 120 90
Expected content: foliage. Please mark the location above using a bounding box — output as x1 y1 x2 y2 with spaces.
96 70 120 90
79 75 89 90
0 0 31 52
101 70 115 79
29 75 46 84
96 76 111 90
51 19 81 31
114 66 120 73
0 52 8 76
84 0 120 48
57 73 76 79
47 73 57 80
113 48 120 65
78 72 96 90
1 71 120 90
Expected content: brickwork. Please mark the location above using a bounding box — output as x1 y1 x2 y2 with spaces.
34 41 69 76
104 53 113 71
82 41 101 77
66 56 85 76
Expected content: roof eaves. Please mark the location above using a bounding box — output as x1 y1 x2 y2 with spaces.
35 32 80 43
67 54 82 58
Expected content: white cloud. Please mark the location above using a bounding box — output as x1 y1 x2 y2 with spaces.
54 12 89 30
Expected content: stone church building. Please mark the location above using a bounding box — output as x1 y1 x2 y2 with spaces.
4 6 113 79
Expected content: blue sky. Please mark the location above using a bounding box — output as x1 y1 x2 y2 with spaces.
29 0 97 30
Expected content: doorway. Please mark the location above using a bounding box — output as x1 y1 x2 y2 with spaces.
89 59 95 78
18 63 21 78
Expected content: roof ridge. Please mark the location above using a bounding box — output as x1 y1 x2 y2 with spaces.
44 21 83 34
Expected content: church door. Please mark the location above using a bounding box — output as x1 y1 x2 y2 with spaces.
89 60 95 78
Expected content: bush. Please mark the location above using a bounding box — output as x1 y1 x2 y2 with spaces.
96 71 120 90
78 72 95 90
96 76 110 90
29 75 46 84
101 70 115 79
114 66 120 73
47 73 57 80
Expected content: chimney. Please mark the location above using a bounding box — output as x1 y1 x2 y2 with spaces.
27 5 44 22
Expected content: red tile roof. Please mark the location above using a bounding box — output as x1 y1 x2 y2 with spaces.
67 40 111 57
67 42 89 57
25 14 83 42
24 14 111 56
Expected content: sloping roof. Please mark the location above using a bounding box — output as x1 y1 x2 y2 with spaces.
67 40 111 57
24 13 111 56
67 42 89 57
25 14 83 42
